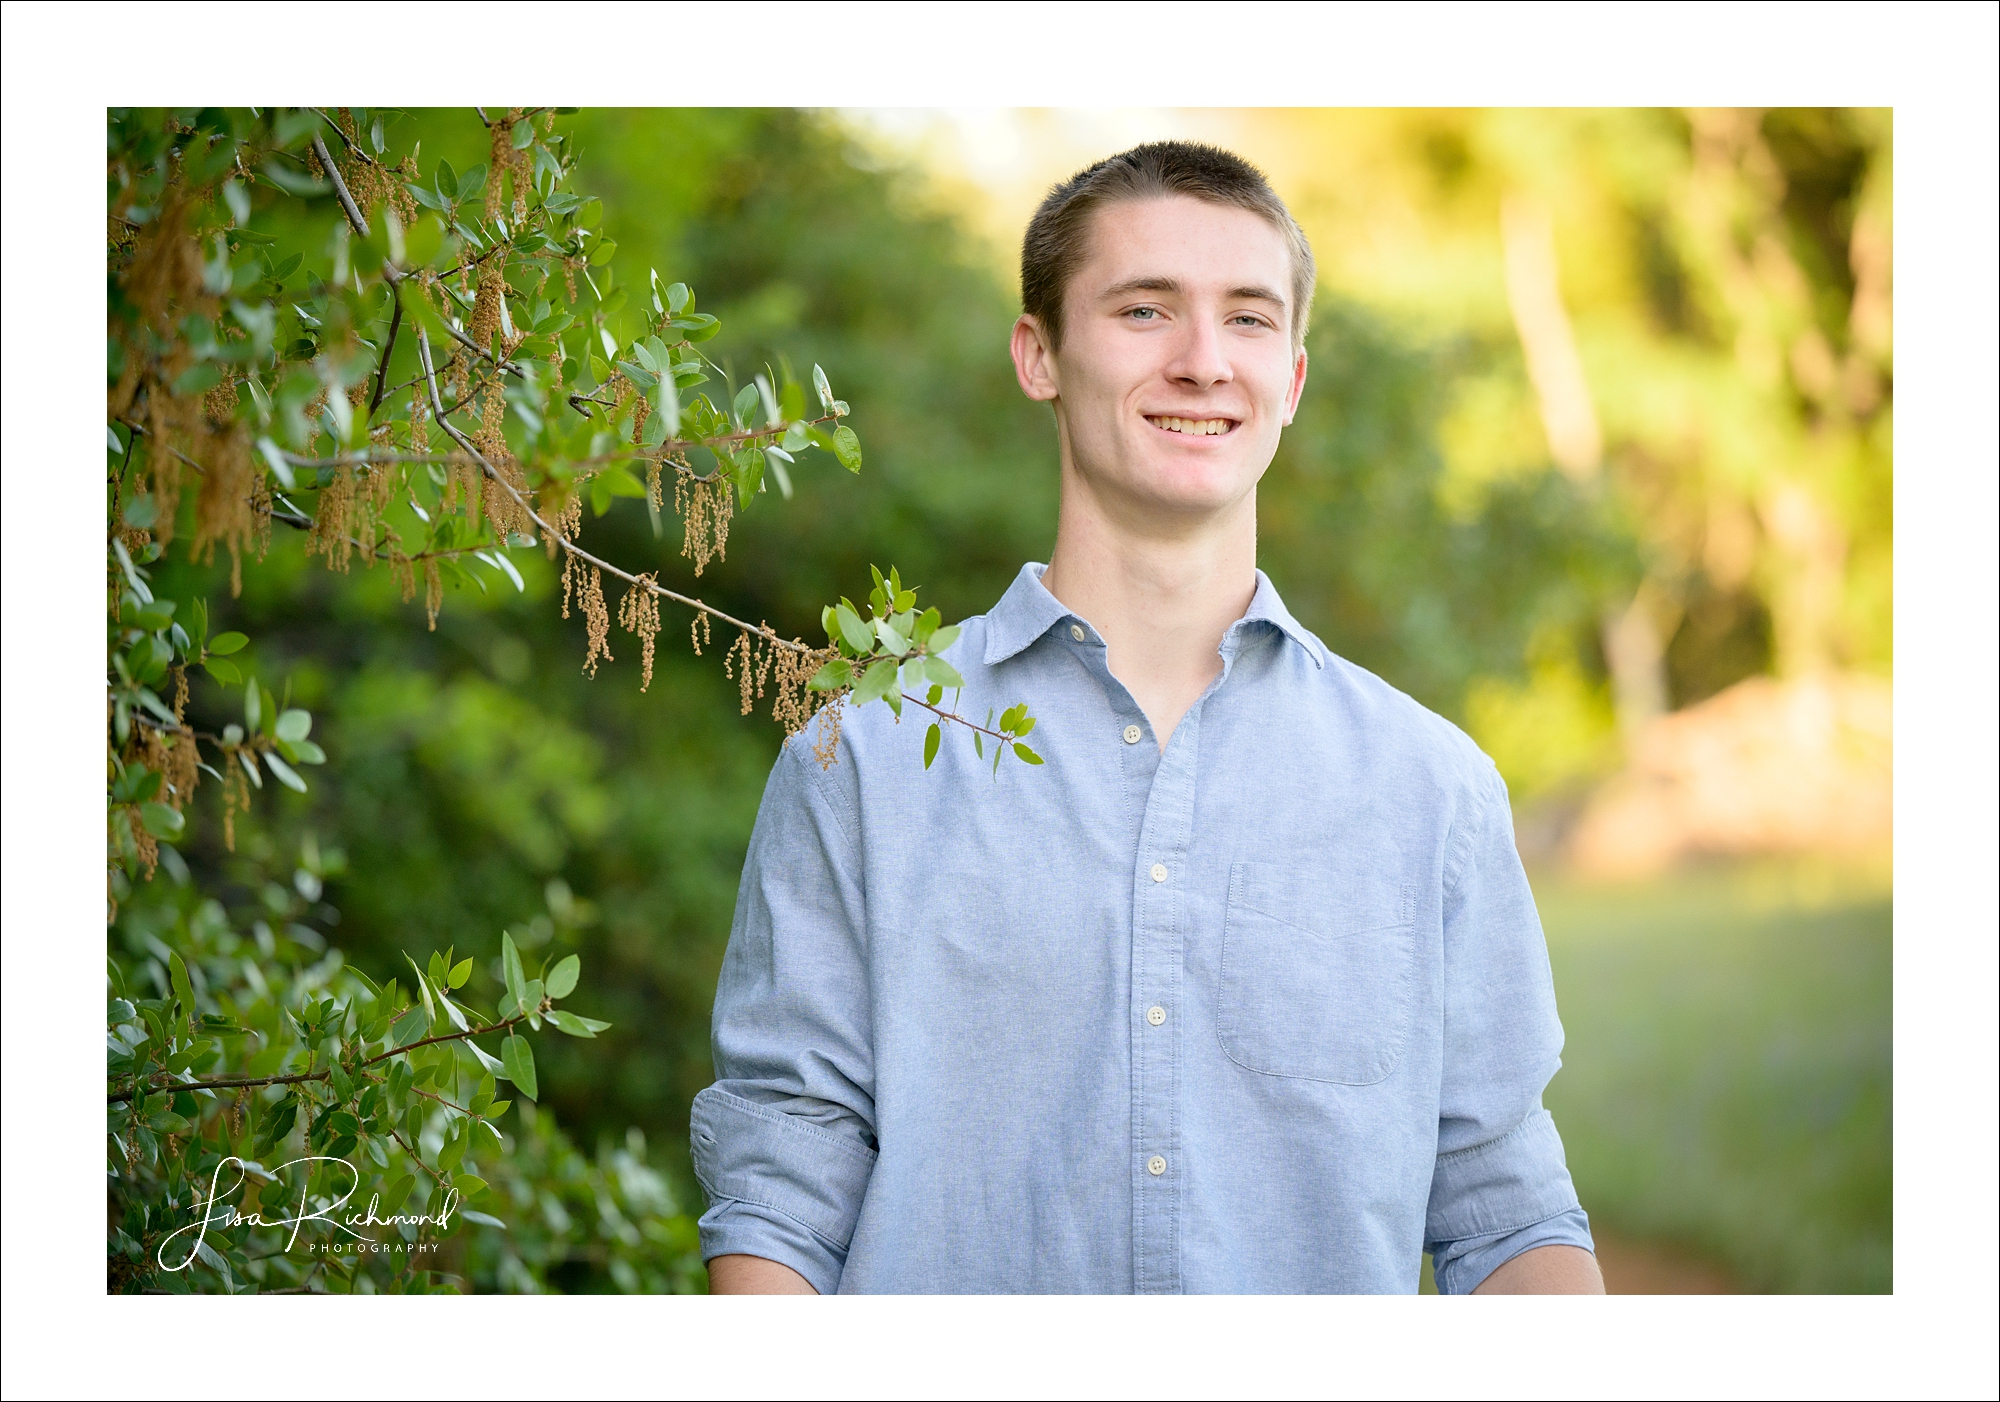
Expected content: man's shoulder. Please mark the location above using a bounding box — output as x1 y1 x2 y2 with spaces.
1301 641 1498 792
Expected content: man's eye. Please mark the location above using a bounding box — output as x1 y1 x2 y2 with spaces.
1230 314 1266 327
1128 307 1157 320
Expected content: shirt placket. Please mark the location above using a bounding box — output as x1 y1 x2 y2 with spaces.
1129 702 1200 1294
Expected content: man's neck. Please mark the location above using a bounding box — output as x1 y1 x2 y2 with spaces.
1039 475 1258 751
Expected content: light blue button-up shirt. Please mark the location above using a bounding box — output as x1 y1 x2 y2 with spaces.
692 563 1591 1293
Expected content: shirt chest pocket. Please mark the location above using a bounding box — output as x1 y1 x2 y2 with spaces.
1217 860 1418 1086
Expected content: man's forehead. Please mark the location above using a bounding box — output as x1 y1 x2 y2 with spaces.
1078 196 1291 295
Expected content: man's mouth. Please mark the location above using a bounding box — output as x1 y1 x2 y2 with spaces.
1145 415 1237 436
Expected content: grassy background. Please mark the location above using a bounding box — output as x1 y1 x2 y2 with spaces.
1536 863 1892 1293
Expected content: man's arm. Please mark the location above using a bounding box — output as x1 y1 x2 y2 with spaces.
690 740 881 1295
1425 765 1601 1295
708 1253 818 1294
1470 1243 1605 1294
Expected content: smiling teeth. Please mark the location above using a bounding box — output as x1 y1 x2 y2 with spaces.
1150 416 1232 435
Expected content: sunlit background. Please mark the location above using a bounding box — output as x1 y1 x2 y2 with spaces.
162 108 1892 1292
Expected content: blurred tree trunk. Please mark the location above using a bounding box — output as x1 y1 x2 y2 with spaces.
1503 194 1670 739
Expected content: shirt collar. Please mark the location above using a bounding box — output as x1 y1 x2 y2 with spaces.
983 562 1326 669
1235 568 1328 668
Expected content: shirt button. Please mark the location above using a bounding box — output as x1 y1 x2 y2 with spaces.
1147 1155 1168 1177
1146 1005 1166 1026
1122 724 1142 744
1069 624 1086 641
1150 863 1168 883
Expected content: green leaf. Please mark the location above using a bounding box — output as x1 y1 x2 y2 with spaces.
852 658 899 706
547 1009 610 1037
464 1038 506 1076
924 657 966 689
639 403 669 449
406 958 436 1025
381 1174 416 1215
834 603 875 655
501 1034 538 1100
927 624 962 654
283 738 326 765
244 679 261 731
924 723 941 769
1013 743 1045 765
874 616 910 657
544 954 580 1000
831 425 862 473
482 551 525 593
449 956 473 990
808 658 854 692
274 709 311 743
654 366 681 436
263 751 307 793
121 495 158 529
140 802 185 839
168 952 196 1016
813 363 834 411
390 1007 428 1048
203 658 242 685
501 931 526 1013
207 632 248 656
601 465 648 499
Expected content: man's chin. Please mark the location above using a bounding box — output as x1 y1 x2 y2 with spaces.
1117 458 1262 518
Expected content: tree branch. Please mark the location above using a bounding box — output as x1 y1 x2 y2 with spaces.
107 1008 532 1104
310 131 372 243
391 1127 452 1188
308 112 600 416
895 690 1020 745
415 326 813 653
367 288 403 415
307 108 382 168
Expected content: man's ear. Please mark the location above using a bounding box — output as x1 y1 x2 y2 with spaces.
1011 315 1060 403
1281 345 1309 426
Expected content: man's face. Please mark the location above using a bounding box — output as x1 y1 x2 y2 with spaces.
1013 195 1308 523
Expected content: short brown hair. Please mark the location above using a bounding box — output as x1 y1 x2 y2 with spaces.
1020 141 1316 351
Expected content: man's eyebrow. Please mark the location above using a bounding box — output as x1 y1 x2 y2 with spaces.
1095 275 1288 310
1227 284 1288 308
1097 275 1184 300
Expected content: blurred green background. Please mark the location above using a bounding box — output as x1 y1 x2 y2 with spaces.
153 108 1891 1292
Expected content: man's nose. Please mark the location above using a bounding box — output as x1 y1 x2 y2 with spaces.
1164 315 1232 388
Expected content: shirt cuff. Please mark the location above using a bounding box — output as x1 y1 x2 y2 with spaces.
698 1200 848 1295
1426 1105 1582 1243
1431 1206 1595 1295
690 1085 878 1293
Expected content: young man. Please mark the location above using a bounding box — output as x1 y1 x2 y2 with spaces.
692 142 1604 1295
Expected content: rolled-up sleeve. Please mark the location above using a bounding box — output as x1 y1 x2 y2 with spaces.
691 733 877 1294
1424 764 1594 1293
